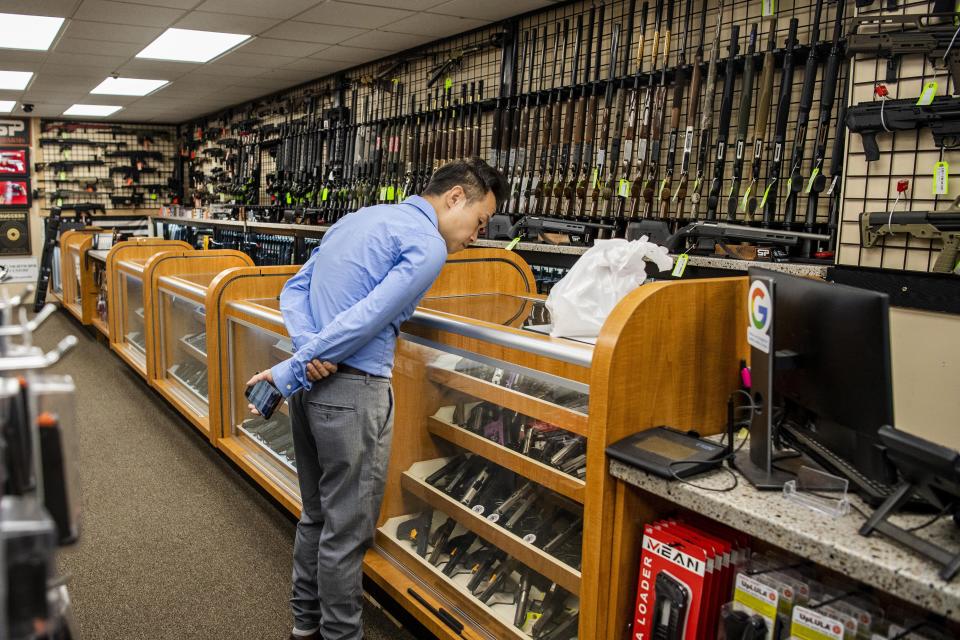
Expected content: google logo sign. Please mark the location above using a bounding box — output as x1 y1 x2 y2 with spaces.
749 281 772 332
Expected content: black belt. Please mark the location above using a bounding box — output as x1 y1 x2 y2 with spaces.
338 363 387 379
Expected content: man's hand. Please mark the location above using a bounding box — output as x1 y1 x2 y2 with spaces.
246 369 274 415
306 359 337 382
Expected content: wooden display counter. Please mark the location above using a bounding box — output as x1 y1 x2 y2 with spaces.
144 250 254 439
58 229 103 326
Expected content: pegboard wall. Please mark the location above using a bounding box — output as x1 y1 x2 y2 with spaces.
179 0 955 273
36 120 179 213
838 0 957 274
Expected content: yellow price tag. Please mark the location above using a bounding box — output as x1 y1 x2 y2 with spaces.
387 185 395 200
506 237 521 251
618 179 631 197
444 77 453 91
804 167 820 194
671 254 689 278
916 81 938 106
321 187 329 201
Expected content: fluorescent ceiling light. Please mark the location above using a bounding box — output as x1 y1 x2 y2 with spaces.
136 28 251 63
0 101 15 113
0 71 32 90
63 104 122 117
0 13 64 51
91 77 168 96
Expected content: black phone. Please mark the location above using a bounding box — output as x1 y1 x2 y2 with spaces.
245 379 283 419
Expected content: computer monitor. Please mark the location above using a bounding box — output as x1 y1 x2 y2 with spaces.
735 268 897 496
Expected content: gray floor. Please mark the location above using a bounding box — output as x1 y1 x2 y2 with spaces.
37 311 416 640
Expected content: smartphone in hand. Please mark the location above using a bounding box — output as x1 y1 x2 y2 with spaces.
245 379 284 419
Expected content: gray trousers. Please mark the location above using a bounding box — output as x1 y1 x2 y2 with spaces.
289 372 394 640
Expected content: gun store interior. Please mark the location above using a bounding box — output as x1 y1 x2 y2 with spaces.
2 0 960 639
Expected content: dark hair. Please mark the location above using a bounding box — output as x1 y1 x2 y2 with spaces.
422 157 509 206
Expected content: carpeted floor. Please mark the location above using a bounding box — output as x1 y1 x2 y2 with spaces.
37 311 416 640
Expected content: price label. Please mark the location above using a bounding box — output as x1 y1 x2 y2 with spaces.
150 193 158 200
379 186 388 201
935 161 949 195
321 187 329 201
444 77 453 91
506 237 521 251
397 188 406 200
386 185 395 201
591 168 599 189
618 179 631 197
672 254 689 278
804 166 820 194
916 81 938 106
762 0 776 16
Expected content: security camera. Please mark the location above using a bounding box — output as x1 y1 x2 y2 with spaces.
21 103 33 113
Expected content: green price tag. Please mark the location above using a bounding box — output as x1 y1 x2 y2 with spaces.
444 77 452 91
321 187 329 201
150 193 158 200
285 192 292 205
671 254 689 278
740 185 753 212
58 171 67 180
618 179 630 197
762 0 776 16
804 167 820 194
591 168 599 189
934 161 949 195
506 236 521 251
56 198 63 207
759 182 775 208
397 188 406 200
917 81 938 106
387 185 395 200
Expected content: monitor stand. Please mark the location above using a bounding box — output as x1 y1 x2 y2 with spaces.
734 273 817 490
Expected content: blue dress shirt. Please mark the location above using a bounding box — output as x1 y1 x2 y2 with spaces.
271 195 447 396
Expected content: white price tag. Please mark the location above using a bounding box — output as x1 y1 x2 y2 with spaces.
935 161 949 195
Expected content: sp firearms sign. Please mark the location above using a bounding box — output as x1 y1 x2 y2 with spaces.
0 118 29 146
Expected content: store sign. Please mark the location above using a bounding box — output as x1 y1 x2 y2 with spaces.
0 118 30 146
747 279 772 353
0 257 38 282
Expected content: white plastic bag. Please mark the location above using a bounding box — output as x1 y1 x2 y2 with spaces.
545 237 673 338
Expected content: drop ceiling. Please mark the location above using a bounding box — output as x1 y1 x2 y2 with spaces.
0 0 556 123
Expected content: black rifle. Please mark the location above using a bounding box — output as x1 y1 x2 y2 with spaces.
801 1 845 257
705 25 740 220
846 96 960 161
658 0 694 223
106 150 164 162
783 0 825 229
726 23 758 221
743 17 777 220
628 218 830 258
673 0 708 219
688 1 723 219
761 18 799 228
37 160 105 173
825 75 850 255
641 1 673 219
590 22 619 225
572 6 598 220
554 16 582 220
860 211 960 273
39 138 123 150
632 0 665 218
58 203 105 214
847 13 960 85
521 33 544 215
34 208 63 312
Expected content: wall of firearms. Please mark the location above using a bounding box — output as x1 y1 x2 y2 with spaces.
179 0 956 271
35 121 179 214
838 0 958 274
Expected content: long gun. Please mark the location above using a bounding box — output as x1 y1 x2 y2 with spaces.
511 31 533 213
860 211 960 274
760 18 799 228
846 95 960 161
617 2 648 223
726 23 758 222
658 0 694 222
743 17 778 220
37 160 105 173
705 25 740 220
641 0 674 219
825 75 850 255
573 6 598 220
632 0 664 218
590 23 620 224
783 0 825 229
604 8 633 234
522 31 546 214
673 0 708 218
544 19 569 217
628 218 829 255
533 23 559 216
556 15 583 220
689 1 723 219
801 1 845 257
846 13 960 86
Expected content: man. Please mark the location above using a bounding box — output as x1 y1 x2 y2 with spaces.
246 158 508 640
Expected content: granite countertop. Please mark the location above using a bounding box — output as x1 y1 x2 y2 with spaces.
87 249 109 263
610 459 960 621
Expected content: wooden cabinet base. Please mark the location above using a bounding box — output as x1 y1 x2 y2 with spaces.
218 436 301 517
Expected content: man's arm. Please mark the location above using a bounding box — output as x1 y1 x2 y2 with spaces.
271 234 446 396
279 246 321 351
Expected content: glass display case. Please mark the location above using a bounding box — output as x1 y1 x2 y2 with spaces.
89 251 109 337
373 293 593 640
218 297 299 513
114 259 149 371
154 273 215 433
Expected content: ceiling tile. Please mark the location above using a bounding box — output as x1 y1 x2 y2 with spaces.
239 37 326 57
74 0 186 27
44 51 129 69
386 13 486 37
278 57 342 72
338 0 447 9
310 44 387 63
64 20 162 44
53 36 142 57
428 0 551 20
173 11 282 35
114 0 200 8
194 0 320 19
296 1 414 29
0 0 80 17
266 68 330 82
171 72 238 88
113 59 196 78
74 94 140 106
341 30 431 51
29 74 101 92
191 63 258 78
213 51 299 69
0 51 47 67
261 21 365 44
149 84 219 98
